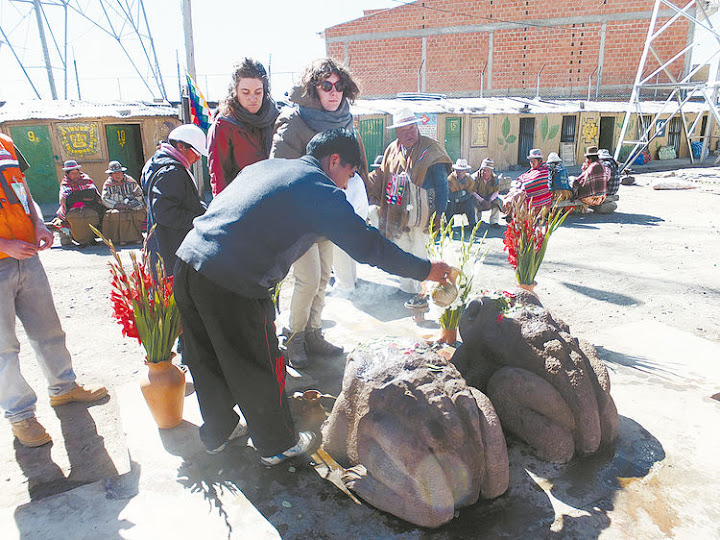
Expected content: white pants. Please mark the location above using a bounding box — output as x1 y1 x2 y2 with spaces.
288 240 333 333
478 206 501 225
333 246 357 291
394 227 428 294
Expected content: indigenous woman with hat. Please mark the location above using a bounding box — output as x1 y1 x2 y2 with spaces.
572 146 607 207
100 160 146 245
56 160 104 247
471 158 503 226
207 58 279 196
270 58 368 369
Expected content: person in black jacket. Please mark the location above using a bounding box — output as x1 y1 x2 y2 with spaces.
141 124 207 276
174 129 452 463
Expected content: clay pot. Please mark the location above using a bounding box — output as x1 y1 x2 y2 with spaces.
439 327 458 345
140 357 185 429
517 281 537 295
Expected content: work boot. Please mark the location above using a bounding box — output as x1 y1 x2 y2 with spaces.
11 417 52 448
305 328 344 356
50 383 108 407
285 331 309 369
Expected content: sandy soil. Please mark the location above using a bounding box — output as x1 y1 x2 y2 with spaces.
11 166 720 396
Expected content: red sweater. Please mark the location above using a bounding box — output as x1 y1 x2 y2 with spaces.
207 116 269 196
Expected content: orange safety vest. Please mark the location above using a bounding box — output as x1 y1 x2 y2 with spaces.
0 133 35 259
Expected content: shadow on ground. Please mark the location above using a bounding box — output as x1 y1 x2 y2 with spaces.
562 212 665 229
561 282 642 306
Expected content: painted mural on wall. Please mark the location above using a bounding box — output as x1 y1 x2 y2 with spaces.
471 117 489 147
582 118 599 144
540 117 559 142
418 113 437 139
57 122 100 157
497 117 517 148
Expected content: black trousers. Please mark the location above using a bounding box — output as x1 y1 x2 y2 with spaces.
174 260 297 455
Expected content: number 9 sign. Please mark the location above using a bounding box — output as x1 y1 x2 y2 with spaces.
28 131 38 143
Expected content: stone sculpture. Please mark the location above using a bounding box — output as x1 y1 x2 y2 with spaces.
452 290 619 463
322 339 509 528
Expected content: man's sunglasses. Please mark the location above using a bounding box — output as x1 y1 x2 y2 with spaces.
318 80 345 93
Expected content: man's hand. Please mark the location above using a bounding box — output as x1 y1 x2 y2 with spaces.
34 222 55 251
0 238 39 260
426 261 452 284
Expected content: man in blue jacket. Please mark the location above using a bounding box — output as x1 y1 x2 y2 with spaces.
175 129 451 464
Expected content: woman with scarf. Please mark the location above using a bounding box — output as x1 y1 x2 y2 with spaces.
55 160 104 246
208 58 279 196
270 58 368 369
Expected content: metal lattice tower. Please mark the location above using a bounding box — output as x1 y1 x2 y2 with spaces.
615 0 720 170
0 0 166 100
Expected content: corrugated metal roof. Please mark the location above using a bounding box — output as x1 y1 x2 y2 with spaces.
351 97 710 116
0 100 179 123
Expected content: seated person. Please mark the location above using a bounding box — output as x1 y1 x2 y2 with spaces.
504 148 552 215
547 152 572 203
101 160 146 245
55 160 104 247
445 158 476 228
471 158 502 227
598 149 620 198
572 146 607 207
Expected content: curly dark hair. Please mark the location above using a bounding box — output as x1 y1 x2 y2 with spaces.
301 58 360 103
219 58 269 116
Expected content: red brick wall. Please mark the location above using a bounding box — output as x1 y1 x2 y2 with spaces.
326 0 690 98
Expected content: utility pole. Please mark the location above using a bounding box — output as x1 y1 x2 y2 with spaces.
181 0 204 197
32 0 58 99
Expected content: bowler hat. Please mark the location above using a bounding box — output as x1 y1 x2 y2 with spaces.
527 148 543 160
62 160 82 172
585 146 600 157
105 160 127 174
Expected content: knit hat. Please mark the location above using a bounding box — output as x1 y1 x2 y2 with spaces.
480 158 495 170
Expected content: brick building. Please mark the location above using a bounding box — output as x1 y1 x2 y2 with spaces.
324 0 691 99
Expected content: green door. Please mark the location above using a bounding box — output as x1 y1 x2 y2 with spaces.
444 117 462 163
105 124 144 182
9 125 58 204
358 118 385 167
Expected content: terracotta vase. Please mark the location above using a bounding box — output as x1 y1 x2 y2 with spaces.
517 281 537 295
140 358 185 429
439 327 458 345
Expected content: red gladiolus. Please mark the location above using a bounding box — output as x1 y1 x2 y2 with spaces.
93 225 182 364
503 198 569 285
497 313 504 324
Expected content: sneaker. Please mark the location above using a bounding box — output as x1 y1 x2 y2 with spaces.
11 417 52 448
205 419 249 455
404 294 429 310
305 328 344 356
259 431 317 467
285 331 309 369
50 383 108 407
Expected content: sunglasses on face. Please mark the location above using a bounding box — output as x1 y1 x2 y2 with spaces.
318 80 345 93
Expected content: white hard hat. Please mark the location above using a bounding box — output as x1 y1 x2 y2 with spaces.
168 124 208 157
